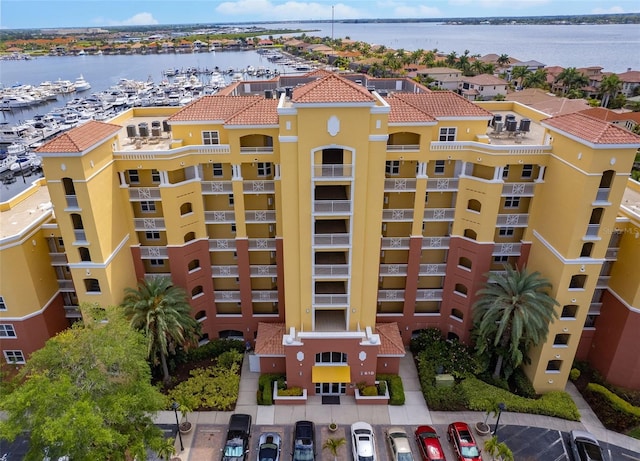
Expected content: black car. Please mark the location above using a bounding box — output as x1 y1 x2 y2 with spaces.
222 414 252 461
569 430 605 461
292 420 316 461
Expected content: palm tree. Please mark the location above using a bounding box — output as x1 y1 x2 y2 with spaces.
510 66 532 89
122 276 199 385
445 51 458 67
497 54 511 67
555 67 589 95
599 74 622 108
323 437 346 461
522 68 548 89
484 436 514 461
473 265 559 380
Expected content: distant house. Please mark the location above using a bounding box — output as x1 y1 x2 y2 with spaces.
459 74 508 101
506 88 590 116
578 107 640 133
257 39 274 47
506 60 545 81
416 67 462 91
617 70 640 98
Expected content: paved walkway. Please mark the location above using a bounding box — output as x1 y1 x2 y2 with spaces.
154 351 640 459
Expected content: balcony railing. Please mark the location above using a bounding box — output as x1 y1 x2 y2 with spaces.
426 178 459 191
214 291 242 302
384 178 417 192
209 239 237 251
496 214 528 227
378 290 405 301
133 218 166 231
312 164 353 179
381 237 410 250
314 200 352 214
204 211 236 224
65 195 79 208
250 265 278 277
589 303 602 315
314 265 350 277
605 248 619 260
240 146 274 154
594 188 610 203
313 294 349 305
314 233 350 246
49 253 68 265
252 290 279 302
382 209 414 222
422 236 451 249
423 208 456 221
128 187 162 201
416 289 444 301
115 143 231 160
248 238 277 250
139 246 169 258
63 305 82 318
502 182 536 196
58 279 75 291
211 265 239 277
386 144 420 152
492 242 522 256
245 210 276 223
418 263 447 276
73 229 87 242
201 181 233 195
243 180 276 194
379 264 408 276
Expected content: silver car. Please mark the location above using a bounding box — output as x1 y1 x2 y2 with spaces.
569 430 605 461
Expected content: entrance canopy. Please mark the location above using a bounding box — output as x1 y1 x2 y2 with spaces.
311 365 351 383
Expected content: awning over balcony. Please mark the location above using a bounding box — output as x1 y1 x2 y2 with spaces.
311 365 351 383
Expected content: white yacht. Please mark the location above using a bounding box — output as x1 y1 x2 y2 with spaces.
74 75 91 92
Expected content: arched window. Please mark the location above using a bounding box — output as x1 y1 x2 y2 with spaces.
589 208 604 225
451 308 464 321
467 199 482 213
561 305 578 318
84 278 100 293
463 229 477 240
188 259 200 272
195 310 207 321
62 177 76 195
191 285 204 298
180 202 193 216
454 283 468 296
70 213 84 230
184 232 196 243
458 257 472 270
580 242 594 258
569 274 587 289
78 247 91 262
599 170 614 189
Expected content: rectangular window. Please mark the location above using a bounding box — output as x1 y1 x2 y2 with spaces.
439 127 456 142
502 165 510 179
140 201 156 213
0 296 6 311
228 194 235 206
504 196 520 208
499 227 514 237
522 164 533 178
257 162 272 177
57 237 65 248
128 169 140 184
434 160 445 174
145 231 160 240
385 160 400 175
202 131 220 145
149 259 164 266
151 169 161 183
0 324 17 338
4 350 25 364
212 163 224 177
231 223 236 232
493 255 509 263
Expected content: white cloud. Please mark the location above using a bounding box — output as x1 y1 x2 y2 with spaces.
101 12 159 26
592 6 625 14
449 0 551 9
393 5 442 17
216 0 362 20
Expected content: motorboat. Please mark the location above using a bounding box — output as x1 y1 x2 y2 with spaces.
74 75 91 91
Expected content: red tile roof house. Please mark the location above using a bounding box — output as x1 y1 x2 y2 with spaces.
459 74 509 101
617 70 640 97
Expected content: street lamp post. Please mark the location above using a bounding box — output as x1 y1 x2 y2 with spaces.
171 401 184 452
492 402 506 436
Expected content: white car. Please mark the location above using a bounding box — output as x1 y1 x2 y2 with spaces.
351 421 376 461
386 427 415 461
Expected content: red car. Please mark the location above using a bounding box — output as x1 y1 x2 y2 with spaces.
415 426 446 461
446 423 481 461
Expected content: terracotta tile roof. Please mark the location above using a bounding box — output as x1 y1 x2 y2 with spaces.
462 74 508 85
254 322 285 355
292 73 376 103
386 95 436 123
375 323 405 355
168 95 264 122
36 121 121 153
392 92 493 118
303 68 334 79
542 112 640 144
617 70 640 83
225 98 279 125
579 107 640 124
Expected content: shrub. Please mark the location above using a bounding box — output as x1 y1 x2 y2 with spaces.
425 384 468 410
377 374 405 405
217 350 243 369
587 383 640 418
277 386 303 396
377 380 387 396
510 368 537 399
166 364 240 411
410 328 443 353
257 373 285 405
360 385 378 396
569 368 581 382
186 339 244 361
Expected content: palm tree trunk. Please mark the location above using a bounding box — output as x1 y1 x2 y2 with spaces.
493 355 504 379
160 351 170 384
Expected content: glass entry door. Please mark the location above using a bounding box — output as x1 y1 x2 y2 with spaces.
316 382 346 395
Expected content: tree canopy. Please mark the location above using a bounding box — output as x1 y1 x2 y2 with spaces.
0 304 167 460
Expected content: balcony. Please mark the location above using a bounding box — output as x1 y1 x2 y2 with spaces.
248 238 277 250
214 291 241 303
492 242 522 256
423 208 456 221
139 246 169 259
201 181 233 195
314 265 350 277
204 211 235 224
382 209 414 222
386 144 420 152
378 290 405 301
589 303 603 315
314 233 350 246
313 294 349 305
416 289 444 301
596 276 611 289
58 279 76 291
421 236 450 249
314 200 352 214
381 237 410 250
605 248 619 260
593 188 611 204
211 265 239 277
65 195 80 209
128 187 162 201
250 265 278 277
209 239 237 251
49 253 68 265
245 210 276 223
243 180 276 194
252 290 279 302
73 229 87 242
63 305 82 318
426 178 459 192
585 224 600 239
379 264 408 276
418 263 447 276
384 178 417 192
501 182 536 196
496 214 528 227
240 146 274 154
312 164 353 179
134 218 166 231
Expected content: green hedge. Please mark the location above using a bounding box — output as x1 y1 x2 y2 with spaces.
257 373 285 405
461 377 580 421
587 383 640 418
186 339 244 361
377 374 405 405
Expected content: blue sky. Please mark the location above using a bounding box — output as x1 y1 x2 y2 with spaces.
1 0 638 29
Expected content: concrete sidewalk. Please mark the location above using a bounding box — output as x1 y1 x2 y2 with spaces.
154 351 640 459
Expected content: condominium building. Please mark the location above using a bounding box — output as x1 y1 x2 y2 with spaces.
1 71 639 393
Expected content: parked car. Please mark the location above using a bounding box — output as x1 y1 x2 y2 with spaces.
415 425 447 461
257 432 281 461
292 420 316 461
222 413 252 461
446 422 481 461
386 427 415 461
569 430 605 461
351 421 376 461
